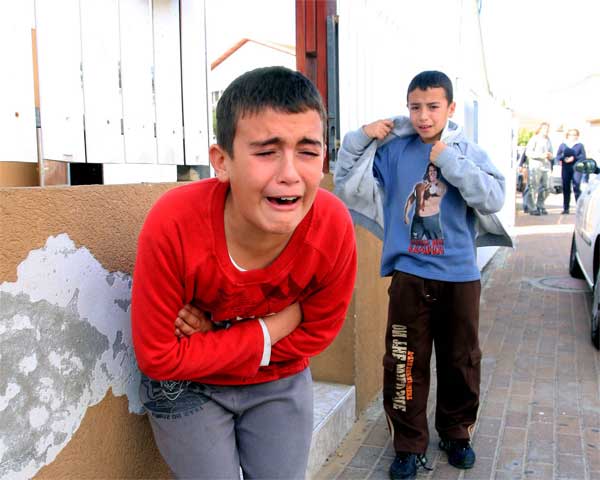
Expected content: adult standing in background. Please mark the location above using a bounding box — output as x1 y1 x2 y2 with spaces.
517 147 532 213
524 122 553 215
555 128 586 214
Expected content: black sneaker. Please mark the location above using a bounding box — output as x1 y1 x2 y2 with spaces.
439 439 476 469
540 208 548 215
389 452 430 479
389 452 416 479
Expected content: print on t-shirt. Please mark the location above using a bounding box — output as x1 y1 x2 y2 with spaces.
404 162 446 255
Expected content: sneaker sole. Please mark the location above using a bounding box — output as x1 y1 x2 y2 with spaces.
388 467 417 480
448 459 475 469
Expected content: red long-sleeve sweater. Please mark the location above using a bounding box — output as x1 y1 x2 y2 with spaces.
131 179 357 385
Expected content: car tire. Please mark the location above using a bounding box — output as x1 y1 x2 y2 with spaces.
592 270 600 350
569 234 584 279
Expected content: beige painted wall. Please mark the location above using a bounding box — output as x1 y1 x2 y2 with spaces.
0 162 39 187
1 177 387 478
1 183 176 479
35 391 169 480
1 184 176 282
309 175 388 413
310 226 388 413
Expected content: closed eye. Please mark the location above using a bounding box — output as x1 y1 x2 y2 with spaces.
299 150 320 156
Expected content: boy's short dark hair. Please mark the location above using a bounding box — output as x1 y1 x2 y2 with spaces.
216 66 327 156
407 70 453 104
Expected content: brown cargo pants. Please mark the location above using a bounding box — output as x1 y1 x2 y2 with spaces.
383 270 482 454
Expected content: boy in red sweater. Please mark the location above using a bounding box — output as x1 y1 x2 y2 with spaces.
131 66 357 479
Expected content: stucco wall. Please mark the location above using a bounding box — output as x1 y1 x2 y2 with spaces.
352 228 388 411
0 184 176 282
0 162 39 188
1 184 176 479
310 177 388 413
35 392 167 480
311 226 388 412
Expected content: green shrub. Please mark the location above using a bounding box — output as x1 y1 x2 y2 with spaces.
517 128 534 146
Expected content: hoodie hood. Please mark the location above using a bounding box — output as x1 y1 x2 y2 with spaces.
441 120 466 144
386 117 466 147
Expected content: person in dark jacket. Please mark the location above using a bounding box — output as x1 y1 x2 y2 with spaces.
555 128 586 214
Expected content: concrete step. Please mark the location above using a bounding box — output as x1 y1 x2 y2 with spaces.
307 382 356 478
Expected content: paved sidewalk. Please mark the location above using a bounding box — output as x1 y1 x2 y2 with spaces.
315 194 600 480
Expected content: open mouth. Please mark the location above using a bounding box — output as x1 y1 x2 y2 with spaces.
267 196 300 205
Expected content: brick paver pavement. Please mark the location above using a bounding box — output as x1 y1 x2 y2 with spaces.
316 193 600 480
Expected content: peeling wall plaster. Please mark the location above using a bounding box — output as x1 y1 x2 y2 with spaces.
0 234 141 480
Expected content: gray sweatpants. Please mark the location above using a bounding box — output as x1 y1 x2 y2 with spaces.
140 368 314 480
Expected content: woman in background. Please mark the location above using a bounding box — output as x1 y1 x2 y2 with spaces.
555 128 586 214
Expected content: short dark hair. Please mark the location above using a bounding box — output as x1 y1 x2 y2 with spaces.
407 70 453 104
216 66 327 156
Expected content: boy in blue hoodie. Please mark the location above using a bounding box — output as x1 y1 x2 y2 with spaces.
334 71 508 480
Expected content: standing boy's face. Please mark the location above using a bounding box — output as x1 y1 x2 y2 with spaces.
211 107 325 240
407 87 456 144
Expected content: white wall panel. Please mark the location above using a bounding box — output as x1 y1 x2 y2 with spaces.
35 0 86 163
478 98 515 225
180 0 209 166
80 0 124 163
0 0 37 163
119 0 157 164
152 0 183 165
337 0 461 134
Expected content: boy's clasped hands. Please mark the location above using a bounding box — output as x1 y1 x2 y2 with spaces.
175 303 302 343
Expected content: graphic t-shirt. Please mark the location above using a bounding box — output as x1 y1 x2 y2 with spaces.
373 134 479 282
